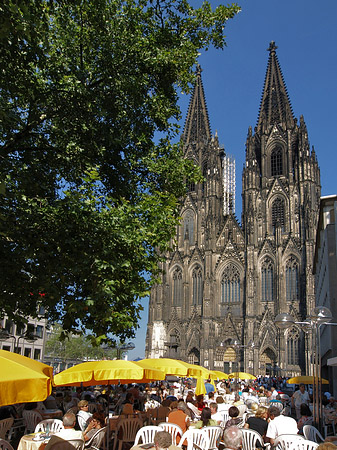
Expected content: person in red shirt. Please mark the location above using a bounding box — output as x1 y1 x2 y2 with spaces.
167 402 190 442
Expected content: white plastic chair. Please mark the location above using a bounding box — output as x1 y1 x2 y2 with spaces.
273 434 305 450
187 403 201 419
303 425 325 443
178 429 210 450
202 426 222 450
35 419 64 433
241 429 264 450
0 419 13 440
297 441 319 450
158 423 183 445
85 426 107 450
0 440 14 450
112 417 143 450
67 439 85 449
22 410 43 433
134 426 162 445
237 404 247 417
222 411 230 423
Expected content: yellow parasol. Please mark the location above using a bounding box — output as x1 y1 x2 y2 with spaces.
287 376 329 385
195 376 207 396
53 359 165 387
228 372 256 380
210 370 229 380
137 358 203 378
0 349 53 406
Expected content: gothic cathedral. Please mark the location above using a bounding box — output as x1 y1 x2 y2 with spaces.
145 42 321 376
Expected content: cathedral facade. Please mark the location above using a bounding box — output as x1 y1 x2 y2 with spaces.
145 42 321 376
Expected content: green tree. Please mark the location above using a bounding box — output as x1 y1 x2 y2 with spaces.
45 324 118 361
0 0 240 344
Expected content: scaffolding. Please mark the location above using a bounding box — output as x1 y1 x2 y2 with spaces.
223 153 235 215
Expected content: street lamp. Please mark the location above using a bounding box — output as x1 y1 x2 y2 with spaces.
232 339 255 373
275 307 337 430
0 329 39 354
117 342 135 360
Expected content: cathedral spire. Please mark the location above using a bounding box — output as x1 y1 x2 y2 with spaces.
256 42 295 132
182 65 211 144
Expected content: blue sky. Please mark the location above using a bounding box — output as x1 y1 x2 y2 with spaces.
127 0 337 360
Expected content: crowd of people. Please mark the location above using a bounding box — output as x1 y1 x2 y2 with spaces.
1 376 337 449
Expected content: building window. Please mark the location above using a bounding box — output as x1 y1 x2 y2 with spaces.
173 267 183 306
4 319 13 334
27 324 35 336
24 348 31 358
261 260 274 301
186 179 195 192
287 327 299 365
272 197 285 231
34 348 41 360
192 266 203 306
221 264 241 303
183 211 194 245
36 325 44 338
286 257 299 301
271 146 283 176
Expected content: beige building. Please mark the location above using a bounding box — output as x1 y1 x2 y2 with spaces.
313 195 337 396
0 311 47 361
146 42 321 376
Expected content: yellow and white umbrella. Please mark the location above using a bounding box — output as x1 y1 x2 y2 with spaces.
0 350 53 406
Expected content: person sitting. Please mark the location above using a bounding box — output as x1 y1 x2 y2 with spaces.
244 406 268 446
167 401 190 438
120 393 137 417
132 430 179 450
222 426 242 450
193 407 218 429
196 394 206 411
224 406 242 429
297 403 313 435
210 402 223 424
216 396 230 413
83 412 105 442
77 400 92 430
43 412 84 449
265 405 298 445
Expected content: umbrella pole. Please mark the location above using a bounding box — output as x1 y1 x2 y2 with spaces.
106 383 111 450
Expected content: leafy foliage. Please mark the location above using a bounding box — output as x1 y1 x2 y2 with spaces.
0 0 240 343
45 324 118 361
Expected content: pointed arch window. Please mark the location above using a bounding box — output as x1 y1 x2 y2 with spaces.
271 146 283 176
286 257 299 301
192 266 203 305
287 327 300 365
261 259 274 301
173 267 183 306
221 264 241 303
272 197 285 231
183 211 194 245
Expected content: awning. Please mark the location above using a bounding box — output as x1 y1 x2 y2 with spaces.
327 357 337 366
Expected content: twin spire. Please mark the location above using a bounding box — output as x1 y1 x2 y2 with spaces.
256 41 295 132
183 42 295 144
182 65 211 144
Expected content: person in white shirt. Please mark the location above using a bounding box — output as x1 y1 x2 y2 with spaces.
77 400 92 430
265 406 298 445
291 384 310 419
44 412 84 449
210 402 224 424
